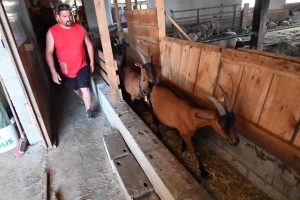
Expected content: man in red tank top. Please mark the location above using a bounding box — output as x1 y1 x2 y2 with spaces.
45 4 95 118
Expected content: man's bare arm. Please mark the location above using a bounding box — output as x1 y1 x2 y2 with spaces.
45 30 61 84
84 28 94 73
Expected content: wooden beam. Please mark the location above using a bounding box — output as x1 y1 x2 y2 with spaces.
125 0 132 10
164 11 192 41
113 0 121 30
134 0 138 9
94 0 120 100
242 3 249 28
155 0 166 40
250 0 270 50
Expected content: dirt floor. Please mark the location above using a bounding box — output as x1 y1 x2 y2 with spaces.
130 99 272 200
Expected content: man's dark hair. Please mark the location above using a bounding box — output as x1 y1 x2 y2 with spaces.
56 4 71 15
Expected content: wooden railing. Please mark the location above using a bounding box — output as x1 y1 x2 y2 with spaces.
160 36 300 170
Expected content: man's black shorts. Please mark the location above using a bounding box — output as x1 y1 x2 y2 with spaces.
64 65 90 90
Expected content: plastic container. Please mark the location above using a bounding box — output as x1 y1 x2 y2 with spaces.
0 123 18 153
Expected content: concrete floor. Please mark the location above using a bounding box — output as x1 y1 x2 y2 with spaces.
0 80 126 200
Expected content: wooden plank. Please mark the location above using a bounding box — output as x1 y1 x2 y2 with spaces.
242 3 249 28
113 0 121 29
169 42 182 83
160 40 173 78
127 23 159 44
233 67 273 123
177 45 191 87
95 63 108 84
18 44 52 147
238 48 300 63
125 34 160 62
258 75 300 142
221 49 300 78
97 49 105 61
164 11 192 41
194 49 221 96
251 0 270 50
126 8 157 25
125 0 132 10
155 0 166 40
293 122 300 148
184 46 201 93
214 62 244 109
94 0 120 100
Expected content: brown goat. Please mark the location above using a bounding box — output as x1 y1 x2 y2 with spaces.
120 47 156 103
150 83 240 178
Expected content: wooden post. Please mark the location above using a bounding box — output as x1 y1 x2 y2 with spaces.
94 0 120 100
134 0 138 9
113 0 121 30
125 0 132 10
242 3 249 28
156 0 166 39
250 0 270 51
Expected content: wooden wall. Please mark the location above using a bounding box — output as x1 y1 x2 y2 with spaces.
160 37 300 149
94 7 161 84
117 8 161 74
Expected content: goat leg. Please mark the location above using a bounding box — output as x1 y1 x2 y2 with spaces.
195 149 209 178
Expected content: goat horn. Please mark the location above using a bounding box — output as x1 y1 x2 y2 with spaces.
219 85 232 113
132 47 147 64
203 94 227 116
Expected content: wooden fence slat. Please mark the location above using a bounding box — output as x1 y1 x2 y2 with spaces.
127 23 159 44
258 75 300 143
222 49 300 78
98 49 105 61
126 8 157 25
292 124 300 148
169 42 183 83
215 62 244 109
124 34 160 63
194 49 221 96
233 67 273 123
184 46 201 93
160 40 172 78
177 45 191 87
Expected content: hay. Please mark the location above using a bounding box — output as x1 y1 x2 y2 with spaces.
263 41 300 57
133 99 271 200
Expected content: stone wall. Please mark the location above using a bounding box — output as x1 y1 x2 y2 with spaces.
201 127 300 200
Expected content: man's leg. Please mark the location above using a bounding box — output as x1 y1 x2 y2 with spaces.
80 87 92 110
77 65 94 118
73 89 83 100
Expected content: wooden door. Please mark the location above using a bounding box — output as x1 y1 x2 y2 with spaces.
0 1 53 147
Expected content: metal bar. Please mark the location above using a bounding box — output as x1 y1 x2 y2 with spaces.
198 32 255 43
171 4 243 13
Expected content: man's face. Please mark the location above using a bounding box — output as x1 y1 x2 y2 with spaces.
57 10 73 27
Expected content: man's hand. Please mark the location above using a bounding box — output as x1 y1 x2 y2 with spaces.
52 71 62 84
90 63 94 73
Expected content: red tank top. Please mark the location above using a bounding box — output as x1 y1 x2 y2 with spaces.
50 23 87 78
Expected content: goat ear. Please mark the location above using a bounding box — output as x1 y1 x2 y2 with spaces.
195 113 215 120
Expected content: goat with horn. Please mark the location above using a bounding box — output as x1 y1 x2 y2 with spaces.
150 83 239 178
120 47 156 103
